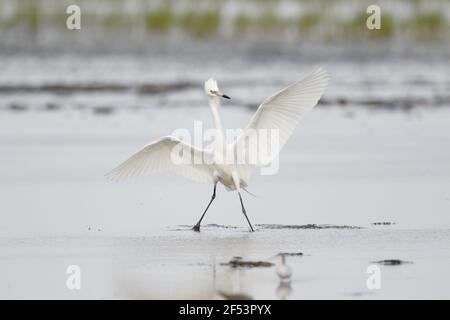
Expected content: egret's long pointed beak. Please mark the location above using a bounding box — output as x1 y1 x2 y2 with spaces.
213 91 231 99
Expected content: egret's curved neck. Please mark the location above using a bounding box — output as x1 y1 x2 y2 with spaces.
208 96 225 154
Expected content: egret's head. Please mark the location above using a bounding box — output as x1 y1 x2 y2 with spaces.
204 78 230 100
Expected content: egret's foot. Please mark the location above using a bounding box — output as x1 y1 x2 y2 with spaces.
192 224 201 232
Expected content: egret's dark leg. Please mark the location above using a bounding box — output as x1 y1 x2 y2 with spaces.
193 183 217 232
238 192 254 232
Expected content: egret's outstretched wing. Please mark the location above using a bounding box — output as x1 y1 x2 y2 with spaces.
107 136 214 183
233 68 330 179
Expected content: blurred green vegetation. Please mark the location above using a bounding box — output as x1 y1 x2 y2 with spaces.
145 8 174 32
0 0 448 42
340 11 395 39
233 13 252 34
255 11 284 33
296 13 320 34
3 1 41 32
409 12 448 39
103 12 131 28
179 10 220 37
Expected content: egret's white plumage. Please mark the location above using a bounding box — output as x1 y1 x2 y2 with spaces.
107 136 214 184
233 67 330 182
107 68 330 231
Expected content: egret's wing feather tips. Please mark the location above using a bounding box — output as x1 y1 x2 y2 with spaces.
106 136 214 183
232 68 329 180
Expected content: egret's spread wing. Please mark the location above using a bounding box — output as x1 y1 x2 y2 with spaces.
107 136 214 183
233 68 329 179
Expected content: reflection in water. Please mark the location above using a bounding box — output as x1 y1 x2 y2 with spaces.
213 258 253 300
277 281 293 300
213 254 296 299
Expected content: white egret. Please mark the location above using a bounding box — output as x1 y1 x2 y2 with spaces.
107 68 330 232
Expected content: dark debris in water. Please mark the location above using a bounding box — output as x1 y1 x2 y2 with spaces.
320 96 450 109
204 224 239 229
371 221 396 226
256 224 362 230
0 83 128 94
44 103 61 111
372 259 413 266
92 106 115 115
176 224 239 230
137 82 195 95
0 81 195 96
8 103 28 112
278 252 303 256
222 257 274 268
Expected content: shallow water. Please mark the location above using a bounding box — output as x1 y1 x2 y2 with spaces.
1 105 450 298
1 40 450 298
1 42 450 113
1 226 449 299
1 106 450 235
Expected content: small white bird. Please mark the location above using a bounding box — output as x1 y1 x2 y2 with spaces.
107 68 330 232
276 254 293 281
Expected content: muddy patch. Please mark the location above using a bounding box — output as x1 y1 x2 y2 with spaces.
0 81 195 96
221 257 274 268
278 252 303 257
92 106 115 115
257 224 362 230
137 82 195 95
43 103 62 111
372 259 413 266
319 96 450 109
8 103 28 112
175 224 239 230
371 222 396 226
